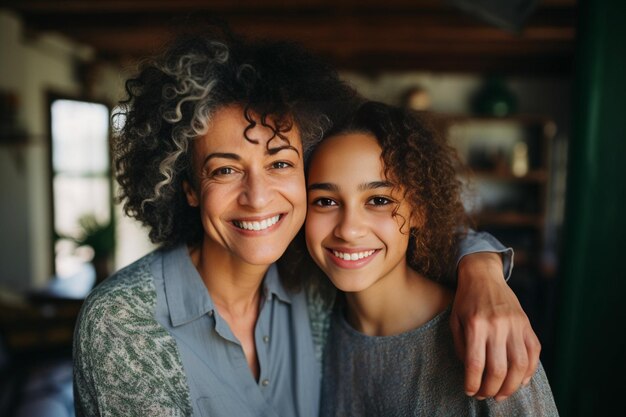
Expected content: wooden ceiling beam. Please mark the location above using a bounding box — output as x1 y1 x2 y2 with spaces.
20 12 575 41
1 0 457 14
5 0 576 13
4 0 576 74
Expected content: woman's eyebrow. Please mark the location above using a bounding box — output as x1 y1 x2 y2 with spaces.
202 153 240 167
267 145 300 157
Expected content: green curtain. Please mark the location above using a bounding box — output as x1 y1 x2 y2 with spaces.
554 0 626 415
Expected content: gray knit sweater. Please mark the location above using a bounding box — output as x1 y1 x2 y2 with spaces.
320 306 559 417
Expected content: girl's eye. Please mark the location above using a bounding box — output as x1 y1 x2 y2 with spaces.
313 198 337 207
271 161 293 169
367 196 394 206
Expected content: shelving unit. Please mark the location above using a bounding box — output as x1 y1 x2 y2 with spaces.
439 114 558 345
442 115 556 269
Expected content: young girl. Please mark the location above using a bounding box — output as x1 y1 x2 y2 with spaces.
305 102 558 416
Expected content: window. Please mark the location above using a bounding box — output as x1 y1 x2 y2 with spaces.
50 98 111 279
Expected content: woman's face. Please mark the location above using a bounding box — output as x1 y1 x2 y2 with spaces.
305 132 415 293
184 105 306 267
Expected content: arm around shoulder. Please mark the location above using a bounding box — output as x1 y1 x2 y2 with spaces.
450 230 541 401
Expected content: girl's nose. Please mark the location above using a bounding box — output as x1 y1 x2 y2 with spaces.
334 208 367 241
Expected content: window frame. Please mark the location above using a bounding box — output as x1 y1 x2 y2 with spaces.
46 92 114 277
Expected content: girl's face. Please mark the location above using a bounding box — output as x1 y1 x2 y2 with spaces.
183 105 307 267
305 132 416 293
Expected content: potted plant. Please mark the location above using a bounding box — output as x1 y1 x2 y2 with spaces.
71 215 116 286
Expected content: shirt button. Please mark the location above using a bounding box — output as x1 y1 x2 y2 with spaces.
263 335 270 343
208 310 214 317
262 379 270 387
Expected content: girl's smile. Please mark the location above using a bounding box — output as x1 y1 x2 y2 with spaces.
305 132 416 294
326 247 381 269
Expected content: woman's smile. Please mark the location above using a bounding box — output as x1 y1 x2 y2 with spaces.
184 105 307 267
231 213 283 233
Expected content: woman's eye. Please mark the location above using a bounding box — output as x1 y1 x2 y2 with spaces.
211 167 236 176
368 196 393 206
313 198 337 207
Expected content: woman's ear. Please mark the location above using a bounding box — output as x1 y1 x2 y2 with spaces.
182 180 200 207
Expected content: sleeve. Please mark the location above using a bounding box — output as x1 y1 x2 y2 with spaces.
305 283 334 363
73 313 100 417
456 229 514 281
483 362 560 416
73 290 192 417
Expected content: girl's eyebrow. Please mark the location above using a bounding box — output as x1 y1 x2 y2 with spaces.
359 181 393 191
308 182 338 192
307 181 392 192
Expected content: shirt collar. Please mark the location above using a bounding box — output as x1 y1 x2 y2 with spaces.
263 262 293 305
162 245 293 327
163 245 214 327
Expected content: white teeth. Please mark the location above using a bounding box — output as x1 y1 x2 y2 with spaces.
234 215 280 231
332 250 376 261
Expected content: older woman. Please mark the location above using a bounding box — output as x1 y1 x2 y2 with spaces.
73 31 539 416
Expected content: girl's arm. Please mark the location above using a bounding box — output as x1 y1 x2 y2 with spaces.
454 230 541 402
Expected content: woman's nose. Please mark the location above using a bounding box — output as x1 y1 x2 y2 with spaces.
238 172 274 209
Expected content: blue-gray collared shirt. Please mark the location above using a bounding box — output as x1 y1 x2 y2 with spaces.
151 245 320 417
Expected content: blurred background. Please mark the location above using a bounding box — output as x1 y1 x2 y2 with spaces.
0 0 623 416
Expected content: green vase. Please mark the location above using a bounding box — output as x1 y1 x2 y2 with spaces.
471 77 518 117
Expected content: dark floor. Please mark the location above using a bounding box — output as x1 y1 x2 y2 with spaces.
0 346 74 417
0 266 93 417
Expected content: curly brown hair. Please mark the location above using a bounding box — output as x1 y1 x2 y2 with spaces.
113 28 358 249
316 101 468 281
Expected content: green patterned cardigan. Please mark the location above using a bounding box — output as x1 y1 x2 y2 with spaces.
73 253 332 417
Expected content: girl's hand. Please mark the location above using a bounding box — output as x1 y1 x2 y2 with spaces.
450 252 541 402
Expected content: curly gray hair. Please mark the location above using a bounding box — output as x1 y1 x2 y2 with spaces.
113 31 358 247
